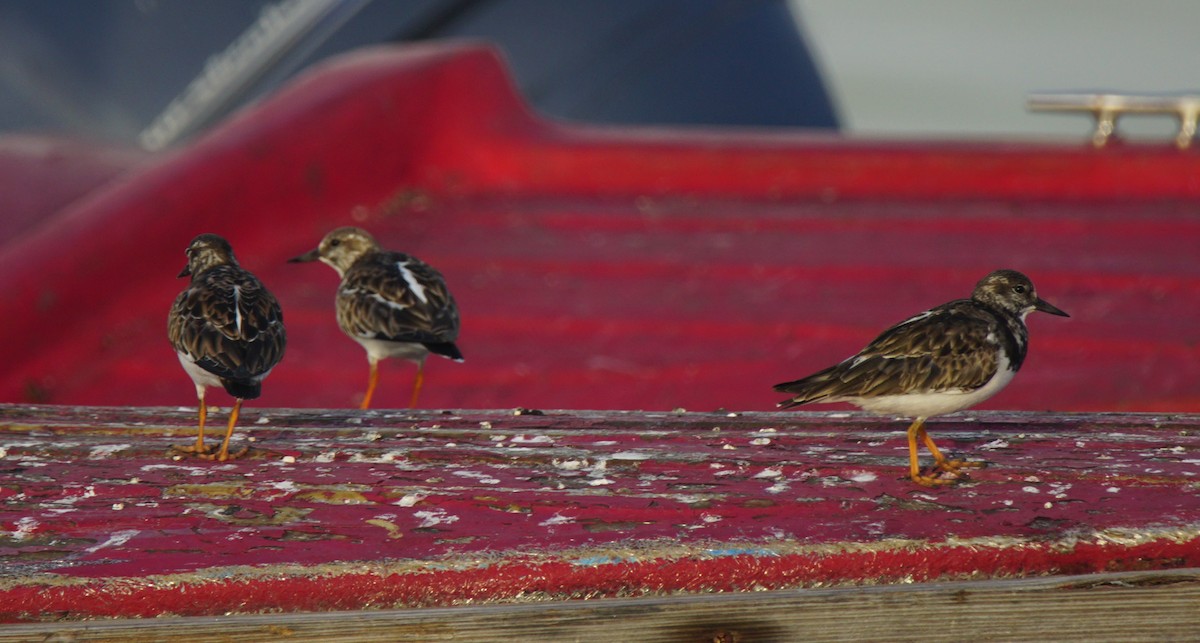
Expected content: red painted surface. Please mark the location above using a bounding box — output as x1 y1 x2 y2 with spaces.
1 405 1199 621
0 43 1197 412
0 135 146 242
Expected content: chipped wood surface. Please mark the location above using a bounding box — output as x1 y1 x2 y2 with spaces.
2 404 1199 623
2 569 1199 642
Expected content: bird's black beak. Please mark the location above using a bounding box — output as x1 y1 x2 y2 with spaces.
1035 298 1069 317
288 249 319 263
177 265 191 278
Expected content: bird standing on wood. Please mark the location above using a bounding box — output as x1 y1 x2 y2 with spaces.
289 226 462 409
168 234 286 461
774 269 1068 486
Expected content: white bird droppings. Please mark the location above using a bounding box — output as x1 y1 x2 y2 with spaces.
847 471 877 483
396 494 426 507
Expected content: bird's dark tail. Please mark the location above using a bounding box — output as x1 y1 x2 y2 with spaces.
222 379 262 400
772 365 840 409
426 342 464 362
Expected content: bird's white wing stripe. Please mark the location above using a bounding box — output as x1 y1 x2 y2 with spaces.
232 285 243 335
397 261 429 304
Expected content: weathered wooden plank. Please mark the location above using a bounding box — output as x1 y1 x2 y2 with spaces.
2 569 1198 642
2 404 1199 622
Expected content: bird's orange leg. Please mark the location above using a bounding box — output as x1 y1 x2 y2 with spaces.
199 398 250 461
919 425 984 473
174 393 214 455
907 418 957 487
408 362 425 409
360 359 380 410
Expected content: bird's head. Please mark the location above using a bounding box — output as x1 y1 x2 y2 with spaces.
179 233 237 279
288 226 379 277
972 269 1069 320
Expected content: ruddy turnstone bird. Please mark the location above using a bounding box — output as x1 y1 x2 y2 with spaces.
773 269 1068 487
168 234 286 461
289 226 462 409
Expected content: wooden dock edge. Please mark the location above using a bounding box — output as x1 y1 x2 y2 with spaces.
1 568 1197 642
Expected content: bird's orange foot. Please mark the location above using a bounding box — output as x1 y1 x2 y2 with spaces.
196 446 250 462
911 470 962 487
936 458 986 474
172 443 216 456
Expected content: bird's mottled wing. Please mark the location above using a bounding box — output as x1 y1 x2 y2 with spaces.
168 266 286 382
336 252 460 346
775 301 999 405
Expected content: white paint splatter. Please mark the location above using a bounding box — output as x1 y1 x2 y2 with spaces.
87 444 130 460
554 459 587 471
413 509 458 528
84 529 139 554
1022 486 1040 494
588 478 614 486
511 435 552 444
750 438 771 446
453 470 500 485
847 471 877 483
539 513 575 527
611 451 650 460
978 439 1010 451
1049 482 1072 499
7 516 38 541
377 450 406 463
396 494 425 507
753 468 782 479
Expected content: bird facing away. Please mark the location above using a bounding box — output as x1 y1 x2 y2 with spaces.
774 269 1068 487
289 226 462 409
168 234 286 461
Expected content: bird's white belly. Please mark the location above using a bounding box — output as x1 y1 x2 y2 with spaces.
852 354 1016 418
176 351 222 397
354 337 429 363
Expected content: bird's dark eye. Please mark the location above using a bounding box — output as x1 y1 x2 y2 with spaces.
330 239 341 247
1012 284 1027 294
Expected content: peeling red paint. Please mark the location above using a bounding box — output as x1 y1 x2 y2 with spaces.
2 405 1198 621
